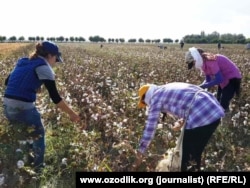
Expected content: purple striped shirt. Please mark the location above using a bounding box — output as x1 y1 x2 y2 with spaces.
138 82 225 153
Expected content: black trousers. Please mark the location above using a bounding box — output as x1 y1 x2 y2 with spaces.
217 78 241 111
181 119 221 171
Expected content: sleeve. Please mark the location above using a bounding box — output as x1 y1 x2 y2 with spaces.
199 71 223 89
5 74 10 86
42 79 62 104
200 75 211 86
138 104 161 153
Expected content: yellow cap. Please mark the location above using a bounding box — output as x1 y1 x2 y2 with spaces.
138 84 150 108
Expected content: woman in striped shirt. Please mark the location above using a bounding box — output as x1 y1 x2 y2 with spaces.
135 82 225 171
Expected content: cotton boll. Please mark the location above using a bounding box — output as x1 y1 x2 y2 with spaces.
17 160 24 168
243 120 247 126
157 123 163 129
0 174 5 186
62 158 68 165
167 132 173 140
156 148 180 172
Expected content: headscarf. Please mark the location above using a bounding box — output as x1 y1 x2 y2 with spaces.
189 47 203 70
138 84 157 108
144 84 158 106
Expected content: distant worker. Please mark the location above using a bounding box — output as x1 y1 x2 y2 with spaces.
218 41 221 50
180 40 184 50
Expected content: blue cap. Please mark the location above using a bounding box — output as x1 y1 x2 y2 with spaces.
42 41 63 63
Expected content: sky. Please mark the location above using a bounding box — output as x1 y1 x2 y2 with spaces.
1 0 250 41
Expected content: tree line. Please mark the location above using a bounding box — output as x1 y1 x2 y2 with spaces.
0 31 250 44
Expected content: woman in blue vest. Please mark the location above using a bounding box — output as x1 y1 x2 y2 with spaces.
3 41 81 172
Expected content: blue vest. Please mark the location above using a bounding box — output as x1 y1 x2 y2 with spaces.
5 57 47 102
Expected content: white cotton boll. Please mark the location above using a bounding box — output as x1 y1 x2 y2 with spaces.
23 155 28 163
57 114 61 121
62 158 67 165
118 122 123 127
65 95 72 103
123 119 128 123
27 139 33 144
16 149 23 153
234 112 240 119
91 114 98 120
101 114 110 119
233 121 237 127
18 140 26 145
174 122 181 127
0 174 5 186
131 92 137 97
81 130 88 136
92 164 98 171
243 120 247 126
17 160 24 168
205 159 211 165
75 149 79 153
157 123 163 129
167 132 173 140
156 148 180 172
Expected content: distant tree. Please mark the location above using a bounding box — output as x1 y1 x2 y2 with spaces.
119 38 125 43
0 36 6 42
128 39 136 43
9 36 17 42
89 35 105 42
152 39 161 43
28 37 35 41
163 38 173 43
18 36 25 42
138 38 144 43
235 34 246 43
201 31 205 37
57 36 65 42
184 31 246 44
79 37 85 42
70 37 75 42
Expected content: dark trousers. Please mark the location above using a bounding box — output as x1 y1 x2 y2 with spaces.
3 106 45 171
217 78 241 111
181 119 221 171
